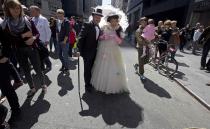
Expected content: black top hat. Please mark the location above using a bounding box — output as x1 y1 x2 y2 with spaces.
92 8 103 17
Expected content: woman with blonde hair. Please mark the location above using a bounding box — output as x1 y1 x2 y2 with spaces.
1 0 47 99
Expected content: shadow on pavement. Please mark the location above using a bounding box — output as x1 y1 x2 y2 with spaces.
68 59 77 70
57 73 74 97
142 78 172 99
15 93 51 129
80 92 144 128
32 74 52 89
49 52 59 59
175 54 184 57
173 70 188 81
178 62 190 68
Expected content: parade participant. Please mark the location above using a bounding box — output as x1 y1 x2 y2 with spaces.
77 8 103 92
91 12 129 94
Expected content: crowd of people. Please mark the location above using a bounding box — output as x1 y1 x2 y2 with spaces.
133 17 210 81
0 0 84 128
0 0 210 128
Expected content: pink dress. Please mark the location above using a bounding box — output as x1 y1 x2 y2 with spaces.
141 24 156 41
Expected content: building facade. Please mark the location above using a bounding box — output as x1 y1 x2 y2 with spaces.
111 0 128 12
189 0 210 26
62 0 101 19
127 0 143 30
23 0 62 18
142 0 192 27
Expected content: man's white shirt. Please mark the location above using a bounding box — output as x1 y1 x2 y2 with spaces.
32 15 51 44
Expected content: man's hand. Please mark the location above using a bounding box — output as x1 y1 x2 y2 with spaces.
76 52 80 57
0 57 8 63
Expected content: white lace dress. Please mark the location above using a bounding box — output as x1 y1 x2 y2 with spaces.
91 25 129 94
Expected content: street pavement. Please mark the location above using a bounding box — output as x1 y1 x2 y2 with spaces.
2 43 210 129
174 49 210 106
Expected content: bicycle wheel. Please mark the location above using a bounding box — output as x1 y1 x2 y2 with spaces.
157 55 178 77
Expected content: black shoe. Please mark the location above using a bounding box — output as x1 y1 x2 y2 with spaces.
8 109 21 125
59 66 65 71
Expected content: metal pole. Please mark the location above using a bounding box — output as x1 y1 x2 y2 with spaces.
78 56 83 111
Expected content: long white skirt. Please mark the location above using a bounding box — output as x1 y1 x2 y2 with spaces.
91 39 129 94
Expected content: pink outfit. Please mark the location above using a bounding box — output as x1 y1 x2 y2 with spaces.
141 24 156 41
99 34 122 44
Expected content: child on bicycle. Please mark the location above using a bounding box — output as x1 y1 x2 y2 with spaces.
141 19 156 58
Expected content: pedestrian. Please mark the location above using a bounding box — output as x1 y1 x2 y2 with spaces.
30 5 52 71
1 0 47 98
158 20 172 56
74 17 83 36
49 17 58 54
134 17 149 80
56 9 71 73
169 20 180 59
198 24 210 71
69 26 76 60
0 1 22 123
77 8 103 92
185 24 193 50
192 25 204 54
156 20 164 35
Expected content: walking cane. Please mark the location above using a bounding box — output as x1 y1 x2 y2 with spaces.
77 53 83 111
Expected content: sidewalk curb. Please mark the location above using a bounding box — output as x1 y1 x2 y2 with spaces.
173 78 210 111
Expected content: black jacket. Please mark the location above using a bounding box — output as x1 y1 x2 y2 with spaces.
77 22 101 58
199 26 210 44
0 24 11 60
57 18 71 42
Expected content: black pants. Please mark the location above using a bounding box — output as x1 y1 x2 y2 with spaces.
83 56 95 88
69 44 73 57
158 43 167 56
201 41 210 68
0 62 20 112
8 61 22 83
0 104 8 125
16 47 45 89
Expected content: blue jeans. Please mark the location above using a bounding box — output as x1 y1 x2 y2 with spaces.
58 42 69 69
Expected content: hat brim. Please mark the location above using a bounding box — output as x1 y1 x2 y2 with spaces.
105 14 122 22
92 13 103 17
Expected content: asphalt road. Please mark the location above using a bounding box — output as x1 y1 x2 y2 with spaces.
3 43 210 129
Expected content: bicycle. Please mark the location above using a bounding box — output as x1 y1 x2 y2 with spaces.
149 39 179 78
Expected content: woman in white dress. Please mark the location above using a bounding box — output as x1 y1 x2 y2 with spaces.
91 12 129 94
